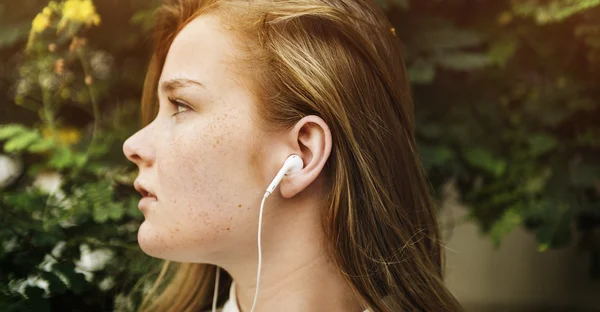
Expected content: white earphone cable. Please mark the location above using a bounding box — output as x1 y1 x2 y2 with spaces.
210 155 300 312
250 192 269 312
210 192 269 312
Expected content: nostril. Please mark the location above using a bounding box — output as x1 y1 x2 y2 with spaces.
129 154 142 163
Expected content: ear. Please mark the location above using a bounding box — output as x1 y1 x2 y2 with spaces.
279 115 332 198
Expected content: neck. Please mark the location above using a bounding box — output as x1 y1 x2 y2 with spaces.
217 194 364 312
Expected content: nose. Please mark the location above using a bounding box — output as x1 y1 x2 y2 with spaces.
123 128 155 167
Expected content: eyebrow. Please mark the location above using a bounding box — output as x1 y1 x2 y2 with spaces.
160 78 206 92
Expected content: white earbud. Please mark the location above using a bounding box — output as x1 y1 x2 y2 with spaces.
250 155 303 312
264 155 303 197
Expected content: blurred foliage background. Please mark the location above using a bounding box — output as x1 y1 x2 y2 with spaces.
0 0 598 311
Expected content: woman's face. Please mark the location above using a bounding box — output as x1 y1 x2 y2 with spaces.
123 14 270 263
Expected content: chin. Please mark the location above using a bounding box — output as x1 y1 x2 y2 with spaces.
136 221 220 262
137 221 161 256
136 220 180 260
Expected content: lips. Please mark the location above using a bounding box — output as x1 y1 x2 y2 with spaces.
138 196 157 211
134 179 158 200
134 180 157 212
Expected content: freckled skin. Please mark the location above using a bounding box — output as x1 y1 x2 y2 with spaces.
123 14 271 263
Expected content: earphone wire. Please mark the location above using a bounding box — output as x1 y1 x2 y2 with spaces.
211 155 300 312
250 192 268 312
212 265 221 312
210 192 268 312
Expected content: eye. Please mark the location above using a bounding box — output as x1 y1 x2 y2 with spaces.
168 97 192 116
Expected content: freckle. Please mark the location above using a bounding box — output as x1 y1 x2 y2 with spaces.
227 227 230 231
238 204 242 208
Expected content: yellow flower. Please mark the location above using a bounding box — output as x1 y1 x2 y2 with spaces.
48 1 60 10
63 0 94 21
59 0 101 29
42 127 53 139
42 127 82 146
32 12 51 33
59 128 82 145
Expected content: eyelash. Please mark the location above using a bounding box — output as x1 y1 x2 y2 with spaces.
168 97 191 116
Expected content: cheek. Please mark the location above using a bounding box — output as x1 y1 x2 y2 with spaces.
138 113 263 260
160 120 235 224
160 115 243 212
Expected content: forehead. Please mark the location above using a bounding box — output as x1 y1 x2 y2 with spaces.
159 14 238 89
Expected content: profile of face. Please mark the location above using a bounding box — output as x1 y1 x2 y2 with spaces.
122 14 272 263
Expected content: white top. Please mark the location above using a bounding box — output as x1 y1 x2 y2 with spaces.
219 282 371 312
220 281 240 312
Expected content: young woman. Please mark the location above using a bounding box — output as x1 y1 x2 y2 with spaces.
122 0 463 311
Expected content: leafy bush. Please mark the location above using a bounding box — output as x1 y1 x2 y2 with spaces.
387 0 600 273
0 0 598 310
0 1 160 311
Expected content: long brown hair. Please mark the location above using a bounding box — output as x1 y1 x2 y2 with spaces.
138 0 462 311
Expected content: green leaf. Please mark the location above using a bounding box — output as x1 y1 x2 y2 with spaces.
527 134 558 156
413 27 484 52
489 208 522 246
33 232 60 247
524 169 552 194
418 144 455 169
27 138 55 153
4 131 42 153
435 52 491 71
93 204 109 223
48 147 74 169
71 152 88 168
407 59 436 84
52 263 89 294
40 271 68 295
125 196 142 218
108 202 124 221
463 147 506 176
534 205 573 249
488 36 519 67
513 0 600 24
0 124 29 140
